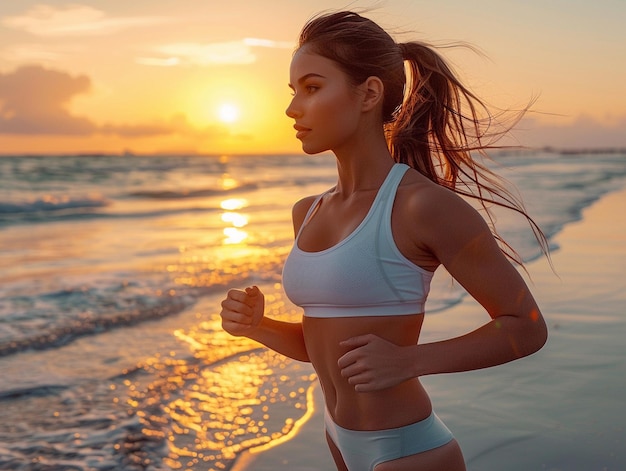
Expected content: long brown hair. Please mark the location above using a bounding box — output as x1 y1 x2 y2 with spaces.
297 11 549 266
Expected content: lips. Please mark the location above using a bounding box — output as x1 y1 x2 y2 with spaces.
293 124 311 139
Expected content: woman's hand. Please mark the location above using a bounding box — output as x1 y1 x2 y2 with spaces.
220 285 265 337
337 334 417 392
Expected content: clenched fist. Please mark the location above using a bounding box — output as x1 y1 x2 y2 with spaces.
220 285 265 337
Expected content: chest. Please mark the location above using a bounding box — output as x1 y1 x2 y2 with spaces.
297 189 438 272
297 192 377 253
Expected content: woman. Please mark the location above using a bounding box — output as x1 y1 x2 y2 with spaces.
220 11 548 471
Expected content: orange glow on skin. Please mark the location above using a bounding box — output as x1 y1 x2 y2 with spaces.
530 308 540 322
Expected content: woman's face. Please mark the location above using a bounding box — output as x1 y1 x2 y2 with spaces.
286 47 364 155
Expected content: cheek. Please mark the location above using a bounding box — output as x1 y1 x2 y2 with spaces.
315 91 359 129
312 94 337 118
314 82 355 112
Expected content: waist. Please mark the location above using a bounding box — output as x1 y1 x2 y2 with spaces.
324 379 432 430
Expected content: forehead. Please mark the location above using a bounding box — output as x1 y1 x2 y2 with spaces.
289 47 345 83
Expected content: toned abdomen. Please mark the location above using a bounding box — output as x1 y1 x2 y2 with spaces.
302 314 433 430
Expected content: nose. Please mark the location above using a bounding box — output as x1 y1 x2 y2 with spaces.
285 96 300 119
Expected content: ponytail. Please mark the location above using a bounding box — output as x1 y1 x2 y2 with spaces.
389 41 548 266
391 41 486 185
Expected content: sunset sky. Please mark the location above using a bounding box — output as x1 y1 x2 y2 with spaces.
1 0 625 155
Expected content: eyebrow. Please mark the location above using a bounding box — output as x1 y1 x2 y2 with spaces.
288 73 326 89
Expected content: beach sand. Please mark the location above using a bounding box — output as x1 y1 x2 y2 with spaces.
232 184 626 471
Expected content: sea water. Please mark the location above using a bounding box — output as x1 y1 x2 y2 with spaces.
0 151 624 470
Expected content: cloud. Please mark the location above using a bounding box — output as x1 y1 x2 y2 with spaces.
2 4 171 37
141 41 256 66
1 43 68 62
135 57 181 67
137 37 293 67
0 65 96 135
243 38 294 49
0 65 210 137
100 114 218 138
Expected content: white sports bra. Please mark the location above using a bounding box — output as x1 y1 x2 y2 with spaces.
282 163 433 318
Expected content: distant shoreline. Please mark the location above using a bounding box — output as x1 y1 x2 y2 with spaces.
0 147 625 158
537 146 626 155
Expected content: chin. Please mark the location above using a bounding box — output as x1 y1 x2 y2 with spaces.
303 148 324 156
300 142 329 155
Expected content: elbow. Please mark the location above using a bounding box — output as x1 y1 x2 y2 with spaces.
530 323 548 355
524 312 548 357
536 318 549 351
504 310 548 360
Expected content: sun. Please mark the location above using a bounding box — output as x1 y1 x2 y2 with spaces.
217 103 240 124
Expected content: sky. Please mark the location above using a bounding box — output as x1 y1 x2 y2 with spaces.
0 0 625 155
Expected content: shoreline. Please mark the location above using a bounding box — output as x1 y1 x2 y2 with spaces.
232 183 626 470
230 381 332 471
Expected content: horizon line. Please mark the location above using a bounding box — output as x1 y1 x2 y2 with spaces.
1 146 626 158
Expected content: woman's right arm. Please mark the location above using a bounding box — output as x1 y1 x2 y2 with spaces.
220 285 310 362
220 196 320 362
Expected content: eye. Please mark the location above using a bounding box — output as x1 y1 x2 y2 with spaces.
288 83 320 97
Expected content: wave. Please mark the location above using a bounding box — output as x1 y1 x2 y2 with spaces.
0 195 112 228
0 384 69 400
0 291 194 358
0 196 225 226
0 246 286 358
0 381 168 471
0 195 109 215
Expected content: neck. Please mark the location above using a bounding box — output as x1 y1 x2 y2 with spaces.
332 131 395 195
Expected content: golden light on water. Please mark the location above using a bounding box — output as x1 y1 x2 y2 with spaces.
122 304 317 469
221 212 248 227
223 227 248 244
219 175 238 190
220 198 248 211
92 283 302 466
120 187 306 467
220 197 250 245
248 381 317 454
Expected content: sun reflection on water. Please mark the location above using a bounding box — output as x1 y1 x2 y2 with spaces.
121 291 315 470
220 198 250 245
220 198 247 211
223 227 248 245
218 175 238 191
221 212 248 228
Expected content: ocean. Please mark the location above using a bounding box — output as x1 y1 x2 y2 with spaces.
0 151 625 470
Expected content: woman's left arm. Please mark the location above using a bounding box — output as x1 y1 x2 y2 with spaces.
338 186 548 391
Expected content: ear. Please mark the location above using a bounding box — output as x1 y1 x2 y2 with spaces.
360 76 384 113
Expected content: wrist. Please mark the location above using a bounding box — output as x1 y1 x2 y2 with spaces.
245 315 270 342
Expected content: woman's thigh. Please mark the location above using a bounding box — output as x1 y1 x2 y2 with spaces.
374 439 466 471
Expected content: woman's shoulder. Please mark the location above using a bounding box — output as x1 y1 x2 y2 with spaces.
292 194 320 217
398 169 463 212
291 194 322 234
397 169 491 238
293 194 319 208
